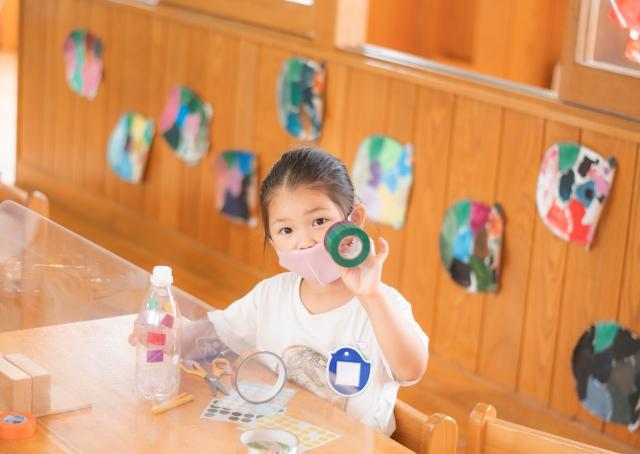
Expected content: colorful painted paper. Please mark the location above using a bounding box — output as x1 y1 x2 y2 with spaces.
107 113 154 183
351 135 413 229
159 85 213 165
63 29 103 99
439 200 504 293
147 349 164 363
215 151 258 226
536 142 616 247
277 57 326 141
572 321 640 431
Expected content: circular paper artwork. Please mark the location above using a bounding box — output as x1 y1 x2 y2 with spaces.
63 29 103 99
536 142 616 247
276 57 326 141
439 200 504 293
572 321 640 430
214 150 258 226
351 135 413 229
107 113 154 183
159 85 213 165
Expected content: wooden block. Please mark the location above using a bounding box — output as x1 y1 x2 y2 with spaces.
0 355 32 412
5 353 51 415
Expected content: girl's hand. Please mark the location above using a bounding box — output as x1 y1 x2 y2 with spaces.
128 316 142 346
340 236 389 301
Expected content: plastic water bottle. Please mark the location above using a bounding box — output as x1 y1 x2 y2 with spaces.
136 266 181 401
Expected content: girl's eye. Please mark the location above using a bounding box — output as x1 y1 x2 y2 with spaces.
278 227 292 235
313 218 328 227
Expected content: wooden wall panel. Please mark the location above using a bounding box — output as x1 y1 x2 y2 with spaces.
517 122 577 404
432 98 502 370
377 79 417 289
477 110 543 388
549 133 637 425
142 16 168 221
400 88 454 336
178 24 209 240
613 147 640 448
156 22 189 231
83 0 110 196
16 2 640 449
340 69 390 279
17 0 45 168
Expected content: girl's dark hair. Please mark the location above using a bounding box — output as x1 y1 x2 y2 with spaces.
260 147 355 240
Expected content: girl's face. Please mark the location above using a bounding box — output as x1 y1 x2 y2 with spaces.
268 186 345 253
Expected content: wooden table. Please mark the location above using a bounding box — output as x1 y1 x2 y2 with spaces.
0 315 411 453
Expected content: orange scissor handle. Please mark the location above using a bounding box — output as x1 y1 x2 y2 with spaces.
180 360 206 378
211 357 232 378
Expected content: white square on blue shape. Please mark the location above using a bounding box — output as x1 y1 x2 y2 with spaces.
335 361 361 387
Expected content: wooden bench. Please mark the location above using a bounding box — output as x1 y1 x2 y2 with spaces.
467 402 619 454
393 399 458 453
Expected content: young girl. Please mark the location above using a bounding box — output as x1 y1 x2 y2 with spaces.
133 147 429 435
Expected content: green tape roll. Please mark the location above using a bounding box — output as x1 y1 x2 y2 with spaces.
324 221 370 267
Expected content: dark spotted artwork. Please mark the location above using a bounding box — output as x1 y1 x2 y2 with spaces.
572 321 640 431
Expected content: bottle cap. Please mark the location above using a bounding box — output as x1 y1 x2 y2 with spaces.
151 266 173 286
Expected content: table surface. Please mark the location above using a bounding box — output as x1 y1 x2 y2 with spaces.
0 315 411 453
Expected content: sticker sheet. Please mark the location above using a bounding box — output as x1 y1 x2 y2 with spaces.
107 112 154 183
214 151 258 226
536 142 616 247
159 85 213 165
63 29 103 99
572 321 640 431
277 57 325 141
351 135 413 229
200 383 296 425
440 199 504 293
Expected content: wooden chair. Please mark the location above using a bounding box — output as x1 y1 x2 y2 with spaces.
0 181 49 217
392 399 458 453
467 403 619 454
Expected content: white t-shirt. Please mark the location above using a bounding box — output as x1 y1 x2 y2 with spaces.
208 272 429 435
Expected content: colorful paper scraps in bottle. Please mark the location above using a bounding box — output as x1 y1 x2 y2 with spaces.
214 151 258 226
440 200 504 293
351 135 413 229
572 321 639 431
107 112 154 183
536 142 616 247
63 29 103 99
159 85 213 165
608 0 640 64
277 57 326 141
147 349 164 363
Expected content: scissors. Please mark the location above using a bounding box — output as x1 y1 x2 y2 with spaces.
181 359 229 397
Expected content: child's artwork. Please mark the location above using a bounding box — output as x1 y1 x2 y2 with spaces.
572 321 639 431
536 142 616 247
439 200 504 293
107 112 154 183
351 135 413 229
241 413 340 453
63 29 103 99
159 85 213 165
277 57 326 141
214 151 258 226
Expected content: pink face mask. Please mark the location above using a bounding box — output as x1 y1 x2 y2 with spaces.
276 242 342 286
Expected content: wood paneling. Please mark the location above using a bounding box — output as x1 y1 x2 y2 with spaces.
432 98 502 371
17 0 640 450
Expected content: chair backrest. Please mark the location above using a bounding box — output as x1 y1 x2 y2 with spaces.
392 399 458 454
0 182 49 217
467 403 618 454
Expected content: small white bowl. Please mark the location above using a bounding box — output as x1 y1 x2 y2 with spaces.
239 428 298 454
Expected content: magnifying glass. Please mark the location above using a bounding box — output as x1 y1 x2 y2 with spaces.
234 351 287 404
